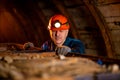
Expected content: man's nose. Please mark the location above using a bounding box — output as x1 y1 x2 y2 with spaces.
55 31 60 36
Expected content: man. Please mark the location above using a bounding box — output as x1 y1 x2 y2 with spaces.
14 14 85 55
40 14 85 55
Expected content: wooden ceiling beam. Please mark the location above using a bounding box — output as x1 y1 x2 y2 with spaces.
83 0 115 58
97 0 120 4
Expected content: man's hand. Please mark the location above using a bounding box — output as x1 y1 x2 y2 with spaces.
56 46 71 56
23 42 34 50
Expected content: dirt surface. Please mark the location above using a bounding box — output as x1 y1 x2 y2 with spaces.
0 51 108 80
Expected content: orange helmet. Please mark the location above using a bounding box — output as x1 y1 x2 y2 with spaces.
48 14 70 30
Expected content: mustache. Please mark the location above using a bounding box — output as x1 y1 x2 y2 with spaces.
55 36 61 39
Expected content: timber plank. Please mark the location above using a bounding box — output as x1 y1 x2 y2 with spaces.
83 0 115 58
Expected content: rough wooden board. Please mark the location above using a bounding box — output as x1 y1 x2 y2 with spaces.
97 0 120 5
0 56 105 80
98 4 120 17
0 51 120 80
0 51 56 60
105 17 120 23
0 51 106 80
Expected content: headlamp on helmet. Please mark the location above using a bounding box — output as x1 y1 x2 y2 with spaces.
48 14 70 30
53 20 68 28
54 20 61 28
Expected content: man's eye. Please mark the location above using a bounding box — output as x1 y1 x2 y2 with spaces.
60 30 64 32
52 31 56 33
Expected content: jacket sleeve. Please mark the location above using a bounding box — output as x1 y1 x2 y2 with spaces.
41 41 48 51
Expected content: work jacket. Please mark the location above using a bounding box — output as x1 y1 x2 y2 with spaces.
41 37 85 54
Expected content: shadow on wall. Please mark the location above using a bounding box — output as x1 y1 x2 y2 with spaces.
0 0 50 46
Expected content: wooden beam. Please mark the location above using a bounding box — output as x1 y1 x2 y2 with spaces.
66 52 120 65
83 0 115 58
97 0 120 4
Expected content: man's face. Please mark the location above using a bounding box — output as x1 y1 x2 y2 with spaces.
49 30 69 46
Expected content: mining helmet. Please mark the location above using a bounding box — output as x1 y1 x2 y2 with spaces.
48 14 70 30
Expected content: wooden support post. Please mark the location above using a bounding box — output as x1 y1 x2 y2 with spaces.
83 0 115 58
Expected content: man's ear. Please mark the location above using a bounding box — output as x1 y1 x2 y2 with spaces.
49 30 52 36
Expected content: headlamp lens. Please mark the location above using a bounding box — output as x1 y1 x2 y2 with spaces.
54 22 61 28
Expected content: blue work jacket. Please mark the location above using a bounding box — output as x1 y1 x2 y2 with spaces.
41 37 85 54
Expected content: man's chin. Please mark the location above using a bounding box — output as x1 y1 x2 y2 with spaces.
55 41 63 46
